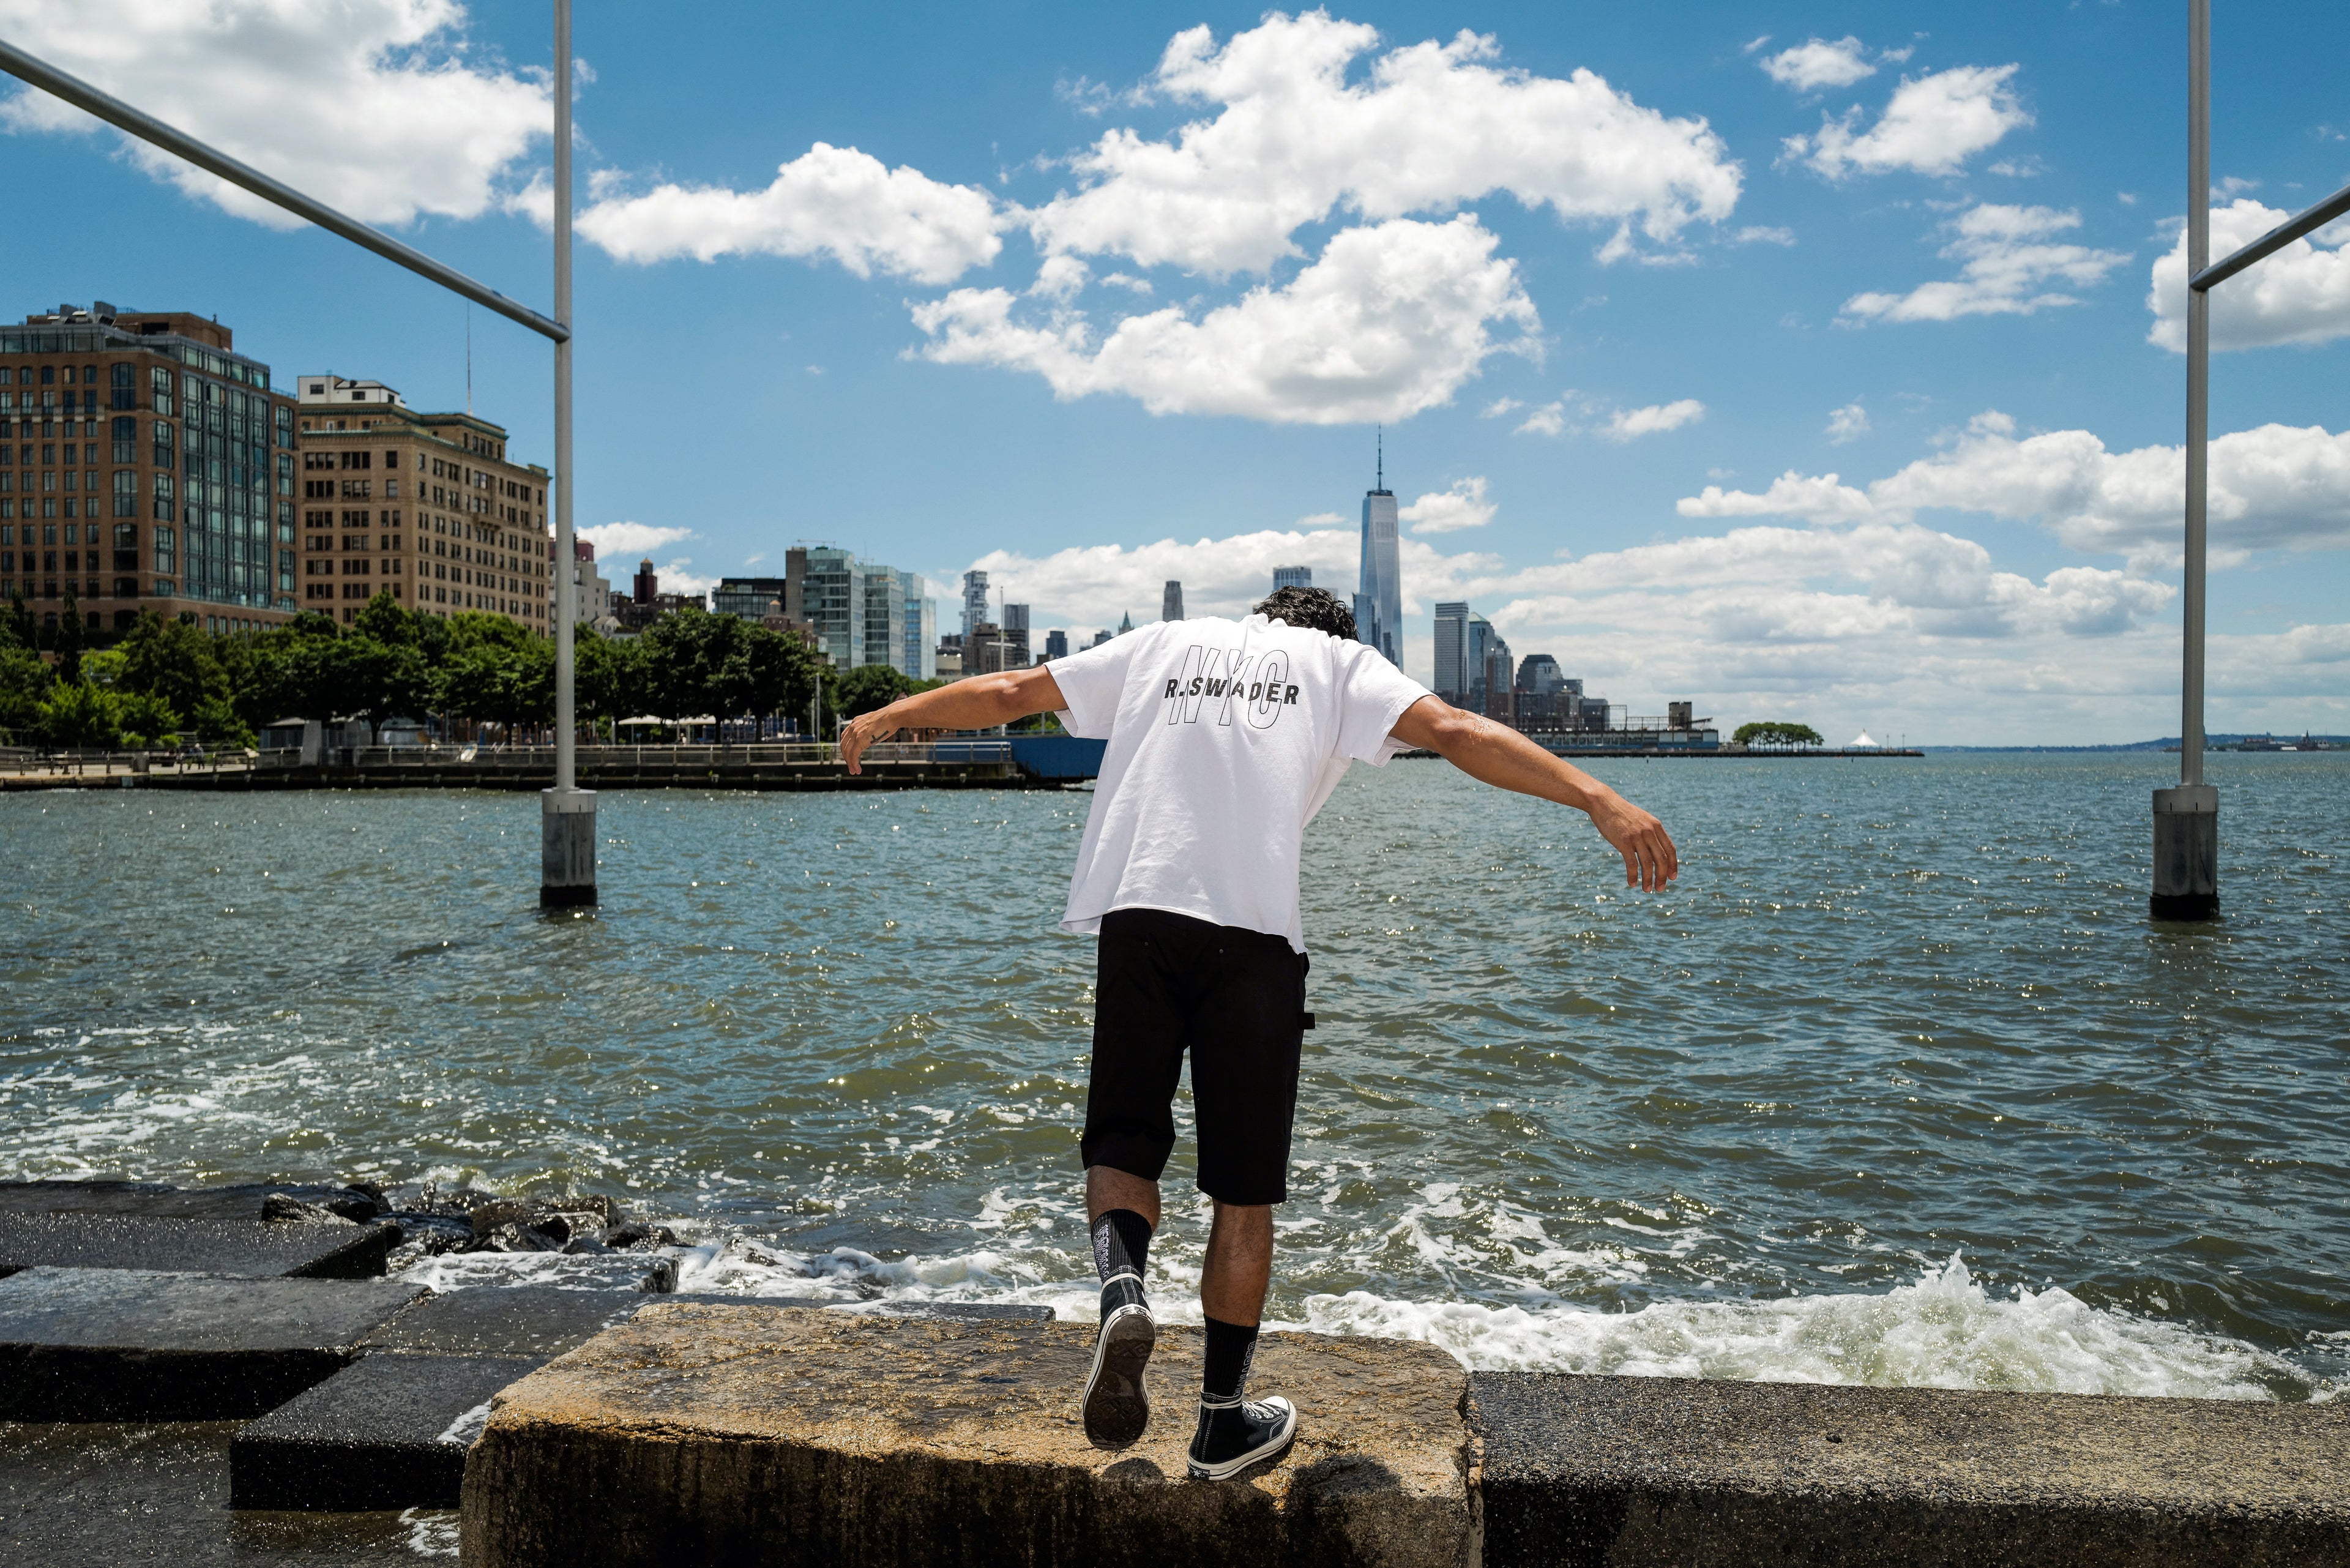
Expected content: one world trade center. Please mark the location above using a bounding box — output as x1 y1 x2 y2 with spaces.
1354 436 1402 667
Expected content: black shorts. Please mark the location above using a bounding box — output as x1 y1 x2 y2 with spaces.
1080 907 1308 1206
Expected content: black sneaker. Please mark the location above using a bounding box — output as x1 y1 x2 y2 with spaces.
1186 1394 1297 1480
1080 1274 1155 1447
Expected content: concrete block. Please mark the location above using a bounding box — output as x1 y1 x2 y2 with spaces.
1468 1371 2350 1567
231 1353 546 1510
0 1178 379 1222
363 1285 1052 1359
0 1419 451 1562
0 1212 399 1279
0 1267 425 1420
461 1302 1472 1568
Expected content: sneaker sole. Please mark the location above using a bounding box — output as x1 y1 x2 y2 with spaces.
1186 1398 1297 1481
1081 1302 1155 1448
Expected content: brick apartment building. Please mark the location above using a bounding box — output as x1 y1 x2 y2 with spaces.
293 375 551 631
0 301 298 635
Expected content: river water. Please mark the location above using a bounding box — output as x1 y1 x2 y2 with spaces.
3 752 2344 1400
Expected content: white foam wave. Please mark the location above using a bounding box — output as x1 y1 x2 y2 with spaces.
635 1236 2321 1403
1292 1254 2314 1401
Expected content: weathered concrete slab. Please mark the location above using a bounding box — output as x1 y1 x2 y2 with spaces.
0 1178 379 1223
0 1420 453 1562
231 1353 546 1511
463 1302 1472 1567
364 1285 1051 1359
0 1212 398 1279
1468 1371 2350 1567
0 1267 425 1420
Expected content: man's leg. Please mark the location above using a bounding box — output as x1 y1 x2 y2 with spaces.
1086 1163 1162 1231
1199 1201 1271 1324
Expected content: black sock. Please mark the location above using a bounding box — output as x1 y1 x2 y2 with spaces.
1201 1315 1258 1405
1091 1208 1152 1290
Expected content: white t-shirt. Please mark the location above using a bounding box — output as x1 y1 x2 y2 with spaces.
1048 613 1433 952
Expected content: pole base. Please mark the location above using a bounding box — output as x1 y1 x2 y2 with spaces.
541 786 599 909
2148 891 2219 922
2149 785 2217 922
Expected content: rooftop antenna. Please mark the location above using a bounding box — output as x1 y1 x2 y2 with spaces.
1376 425 1383 491
465 303 473 416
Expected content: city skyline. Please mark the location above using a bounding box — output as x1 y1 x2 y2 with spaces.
6 3 2345 742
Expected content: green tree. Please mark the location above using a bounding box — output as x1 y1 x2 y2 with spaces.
35 682 122 749
3 591 33 651
51 592 86 684
1734 720 1825 749
0 643 52 739
119 611 229 720
834 663 922 722
116 690 181 749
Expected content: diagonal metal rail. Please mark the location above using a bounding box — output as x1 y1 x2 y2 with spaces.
0 34 567 345
2191 179 2350 293
0 18 592 906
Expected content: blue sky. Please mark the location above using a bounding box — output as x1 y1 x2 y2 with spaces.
4 0 2346 742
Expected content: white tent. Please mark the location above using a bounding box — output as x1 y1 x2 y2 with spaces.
1849 731 1879 749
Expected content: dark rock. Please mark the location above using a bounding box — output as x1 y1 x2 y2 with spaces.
599 1222 677 1250
0 1212 400 1279
468 1197 621 1240
0 1267 424 1420
261 1193 358 1226
360 1286 676 1359
561 1236 617 1256
232 1353 547 1510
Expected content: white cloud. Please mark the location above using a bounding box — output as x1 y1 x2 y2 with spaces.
1480 397 1524 417
1786 64 2029 180
655 558 719 598
910 215 1537 424
575 143 1002 284
1679 410 2350 567
1026 11 1742 276
1603 398 1706 441
1760 37 1876 94
1733 225 1797 246
1399 476 1496 534
1515 401 1567 436
0 0 548 229
2146 198 2350 352
1826 403 1870 442
578 521 692 558
1841 203 2128 323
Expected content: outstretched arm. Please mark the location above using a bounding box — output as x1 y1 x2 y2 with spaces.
1389 696 1679 892
838 666 1069 774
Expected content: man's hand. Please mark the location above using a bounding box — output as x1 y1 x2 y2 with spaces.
838 707 901 775
1589 795 1677 893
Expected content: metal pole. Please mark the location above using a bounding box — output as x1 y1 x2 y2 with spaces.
539 0 596 908
2153 0 2219 920
0 37 564 345
2183 0 2209 794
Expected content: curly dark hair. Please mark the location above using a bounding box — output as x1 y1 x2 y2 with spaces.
1252 585 1357 641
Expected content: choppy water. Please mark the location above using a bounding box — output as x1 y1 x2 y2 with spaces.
3 752 2344 1400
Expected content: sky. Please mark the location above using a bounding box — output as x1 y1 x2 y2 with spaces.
2 0 2346 744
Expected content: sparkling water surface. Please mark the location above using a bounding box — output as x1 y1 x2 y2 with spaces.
4 752 2344 1400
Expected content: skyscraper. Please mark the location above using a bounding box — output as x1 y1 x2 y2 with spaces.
1272 565 1313 592
1043 627 1069 661
1432 601 1469 700
1355 434 1401 666
900 570 936 679
961 569 988 643
1162 580 1184 621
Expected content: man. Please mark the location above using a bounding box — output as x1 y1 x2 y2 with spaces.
841 586 1675 1480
